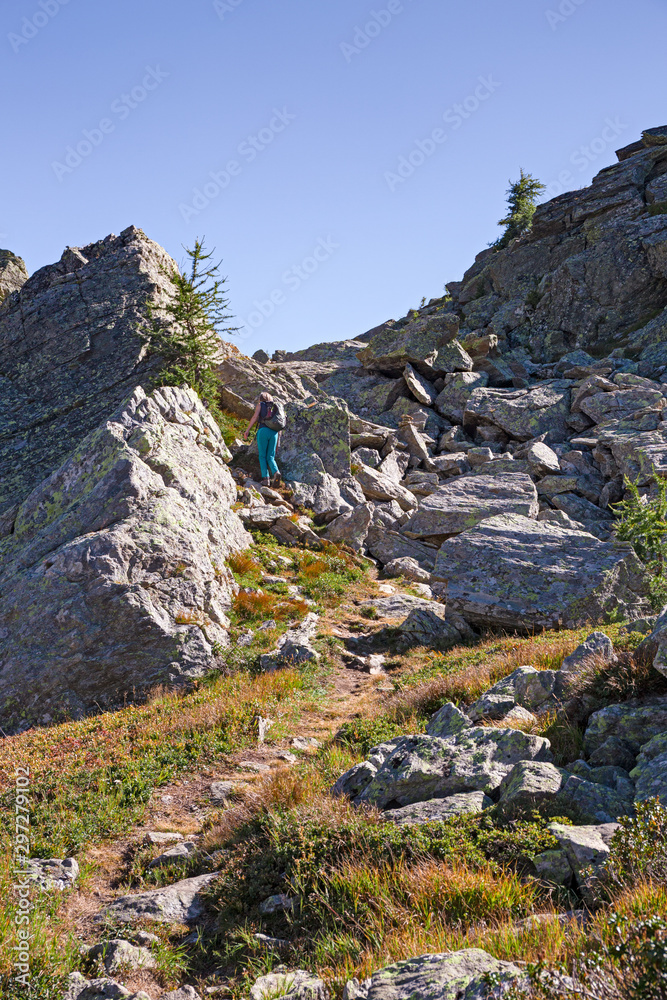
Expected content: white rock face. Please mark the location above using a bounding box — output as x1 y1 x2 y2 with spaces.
0 385 250 730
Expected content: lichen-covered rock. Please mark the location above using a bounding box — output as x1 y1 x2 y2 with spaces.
280 399 352 484
398 606 462 651
630 733 667 804
250 970 328 1000
365 525 437 571
324 503 373 552
384 792 492 825
359 949 525 1000
0 248 28 300
637 607 667 677
259 613 320 671
402 473 538 541
467 667 545 721
338 728 552 809
463 381 572 442
0 227 176 525
548 821 618 890
102 872 219 925
383 556 431 582
87 939 156 974
356 313 460 376
497 761 566 818
24 857 79 891
558 773 635 823
533 849 573 886
354 465 418 511
64 973 149 1000
425 703 472 739
432 514 650 631
403 363 437 405
0 386 249 731
584 696 667 756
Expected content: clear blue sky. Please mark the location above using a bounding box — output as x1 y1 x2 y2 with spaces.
2 0 666 356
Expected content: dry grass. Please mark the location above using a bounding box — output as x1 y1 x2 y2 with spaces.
232 589 309 623
386 625 631 720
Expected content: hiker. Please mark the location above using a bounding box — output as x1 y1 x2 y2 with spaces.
244 391 286 486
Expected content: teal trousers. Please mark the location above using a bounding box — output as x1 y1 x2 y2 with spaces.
257 426 280 479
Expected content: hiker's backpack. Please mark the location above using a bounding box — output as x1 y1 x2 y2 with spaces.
262 400 286 431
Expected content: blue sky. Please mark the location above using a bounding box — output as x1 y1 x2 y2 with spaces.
1 0 666 356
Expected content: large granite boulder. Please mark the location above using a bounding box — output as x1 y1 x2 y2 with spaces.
584 696 667 756
432 514 650 630
102 872 219 925
332 728 552 808
318 368 406 419
463 381 572 442
0 248 28 299
0 228 183 530
630 733 667 805
402 473 538 542
356 312 461 376
216 351 315 412
279 399 351 483
347 949 525 1000
0 386 250 730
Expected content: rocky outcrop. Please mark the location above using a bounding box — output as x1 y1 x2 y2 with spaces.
0 249 28 300
0 227 175 529
431 514 650 630
0 386 250 730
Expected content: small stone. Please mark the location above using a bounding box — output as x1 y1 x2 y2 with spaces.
258 893 294 915
250 970 328 1000
148 841 197 869
291 737 321 750
239 761 270 773
143 831 184 846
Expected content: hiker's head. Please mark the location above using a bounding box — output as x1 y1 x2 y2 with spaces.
259 392 274 403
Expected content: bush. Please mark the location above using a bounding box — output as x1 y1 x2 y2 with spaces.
613 477 667 609
603 798 667 892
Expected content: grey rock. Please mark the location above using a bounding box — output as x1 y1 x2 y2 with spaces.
324 502 373 552
279 399 351 485
250 970 328 1000
320 369 406 421
630 733 667 805
102 872 219 924
63 973 142 1000
352 447 382 469
359 594 444 621
148 841 196 868
467 667 545 721
432 514 650 631
23 857 79 891
398 606 462 651
525 441 561 475
533 849 573 886
258 893 294 915
549 821 619 890
0 228 175 523
637 608 667 677
252 349 270 363
425 702 473 739
584 696 667 756
403 364 437 405
365 525 437 571
579 387 664 424
339 728 552 809
357 313 461 376
143 831 184 846
435 372 488 424
558 631 616 693
0 386 250 730
402 473 538 541
0 248 28 299
588 737 637 771
354 465 418 511
361 949 525 1000
160 989 202 1000
558 773 634 823
259 613 320 671
87 939 156 974
383 556 431 583
514 668 558 712
384 791 492 824
464 381 572 442
497 761 567 818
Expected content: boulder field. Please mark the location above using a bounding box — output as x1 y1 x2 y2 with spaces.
3 129 667 729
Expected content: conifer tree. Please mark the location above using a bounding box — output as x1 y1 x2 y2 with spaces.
145 239 237 421
494 169 545 249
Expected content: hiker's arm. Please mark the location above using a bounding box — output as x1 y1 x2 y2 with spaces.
244 402 261 439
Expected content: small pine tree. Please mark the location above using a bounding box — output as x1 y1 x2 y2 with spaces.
613 476 667 608
145 239 237 421
494 169 545 249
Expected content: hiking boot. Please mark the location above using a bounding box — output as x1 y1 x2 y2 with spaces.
272 473 282 488
261 477 271 487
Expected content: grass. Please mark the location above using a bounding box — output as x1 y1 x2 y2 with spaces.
217 408 248 448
